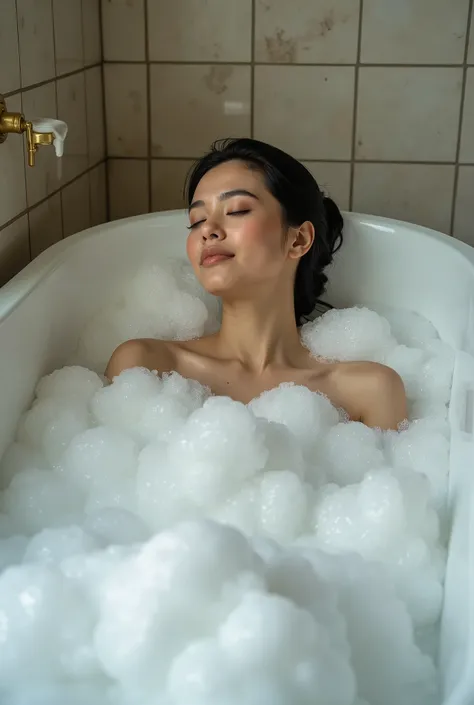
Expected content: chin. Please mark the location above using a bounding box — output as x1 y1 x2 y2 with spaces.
199 272 239 297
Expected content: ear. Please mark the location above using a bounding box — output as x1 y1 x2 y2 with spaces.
287 221 315 261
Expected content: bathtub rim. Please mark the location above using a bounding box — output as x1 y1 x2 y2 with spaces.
1 209 474 322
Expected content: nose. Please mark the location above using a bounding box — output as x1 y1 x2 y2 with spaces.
201 220 225 241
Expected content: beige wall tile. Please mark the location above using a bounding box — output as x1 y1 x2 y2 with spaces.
254 66 354 160
148 0 252 62
102 0 145 61
151 160 195 212
57 73 88 183
0 0 21 94
356 68 462 162
104 63 148 157
150 64 251 158
302 162 351 210
460 68 474 163
22 83 60 207
0 216 30 287
255 0 359 64
353 163 455 234
108 159 149 220
90 163 108 226
468 9 474 64
82 0 102 66
53 0 84 76
361 0 470 64
0 96 27 226
453 166 474 246
29 193 63 258
62 173 91 237
17 0 55 87
86 67 105 166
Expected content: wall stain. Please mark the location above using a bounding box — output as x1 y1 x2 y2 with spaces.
264 9 343 62
204 66 233 95
264 29 297 63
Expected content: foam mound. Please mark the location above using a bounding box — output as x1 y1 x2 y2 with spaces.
0 261 454 705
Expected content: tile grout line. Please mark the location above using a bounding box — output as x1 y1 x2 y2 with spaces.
450 0 473 236
107 155 474 166
50 0 66 242
145 0 152 213
13 0 31 260
250 0 255 139
98 0 110 223
349 0 364 211
3 63 101 99
79 0 93 228
97 59 474 69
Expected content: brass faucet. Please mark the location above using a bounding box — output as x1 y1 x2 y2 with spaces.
0 94 54 167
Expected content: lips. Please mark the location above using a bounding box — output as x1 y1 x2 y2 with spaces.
200 247 234 267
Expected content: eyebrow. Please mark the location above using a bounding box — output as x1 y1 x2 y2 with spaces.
189 189 259 212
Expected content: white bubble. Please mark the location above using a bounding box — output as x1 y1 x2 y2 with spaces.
2 469 84 535
59 426 138 492
322 422 385 486
301 307 396 362
17 398 90 465
35 366 104 403
24 525 98 564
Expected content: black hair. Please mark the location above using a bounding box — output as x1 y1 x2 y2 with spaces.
185 138 344 325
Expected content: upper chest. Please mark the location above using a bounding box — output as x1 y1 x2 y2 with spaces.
172 348 350 408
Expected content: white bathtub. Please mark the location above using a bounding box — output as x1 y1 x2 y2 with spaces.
0 210 473 704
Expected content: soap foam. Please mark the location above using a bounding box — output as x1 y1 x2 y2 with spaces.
0 259 454 705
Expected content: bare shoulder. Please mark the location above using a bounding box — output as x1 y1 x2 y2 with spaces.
105 338 175 381
332 361 407 430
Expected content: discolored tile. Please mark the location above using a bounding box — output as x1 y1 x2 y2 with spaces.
151 160 195 212
57 72 89 183
254 66 355 160
356 67 463 162
255 0 360 64
53 0 84 76
104 63 148 157
17 0 55 87
148 0 252 62
61 173 91 237
353 163 455 234
150 64 251 158
108 159 149 220
0 0 21 94
0 216 30 287
302 162 351 210
29 193 63 258
102 0 145 61
361 0 470 64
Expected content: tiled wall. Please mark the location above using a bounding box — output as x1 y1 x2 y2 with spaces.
104 0 473 247
0 0 107 286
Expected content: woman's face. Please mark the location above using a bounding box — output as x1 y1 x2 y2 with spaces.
186 160 304 299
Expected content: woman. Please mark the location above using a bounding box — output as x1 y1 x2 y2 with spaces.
106 138 407 430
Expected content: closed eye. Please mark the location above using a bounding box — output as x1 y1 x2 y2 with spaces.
187 219 205 230
228 209 250 216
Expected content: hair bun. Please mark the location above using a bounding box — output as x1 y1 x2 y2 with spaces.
322 195 344 255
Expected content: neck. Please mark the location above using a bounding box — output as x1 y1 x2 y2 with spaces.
216 285 302 372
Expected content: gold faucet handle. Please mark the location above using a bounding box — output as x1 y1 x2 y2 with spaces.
25 121 54 167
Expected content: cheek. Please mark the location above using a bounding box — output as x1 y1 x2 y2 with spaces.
236 216 283 263
186 233 200 269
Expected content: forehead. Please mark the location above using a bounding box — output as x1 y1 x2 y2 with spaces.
193 160 267 199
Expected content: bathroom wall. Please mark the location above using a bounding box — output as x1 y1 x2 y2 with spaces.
103 0 473 246
0 0 107 286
